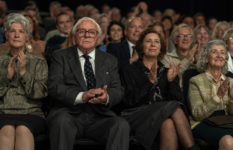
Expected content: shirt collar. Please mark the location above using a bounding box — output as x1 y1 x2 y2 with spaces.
59 32 68 37
127 40 135 48
205 71 225 83
7 48 27 57
176 49 186 59
77 48 96 60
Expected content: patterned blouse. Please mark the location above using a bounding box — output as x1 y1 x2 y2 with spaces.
0 51 48 117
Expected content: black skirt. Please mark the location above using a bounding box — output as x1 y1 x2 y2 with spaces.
121 101 179 150
0 114 46 137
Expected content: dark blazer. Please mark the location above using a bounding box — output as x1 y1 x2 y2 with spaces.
120 60 184 109
107 41 131 70
48 46 123 116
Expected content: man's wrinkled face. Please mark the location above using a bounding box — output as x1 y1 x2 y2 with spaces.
74 20 99 53
125 18 144 44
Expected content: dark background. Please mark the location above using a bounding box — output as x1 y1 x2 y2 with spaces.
5 0 233 21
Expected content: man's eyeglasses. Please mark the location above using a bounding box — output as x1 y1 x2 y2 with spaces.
177 34 193 39
77 29 98 37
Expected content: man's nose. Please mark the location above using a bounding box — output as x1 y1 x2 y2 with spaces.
84 31 91 37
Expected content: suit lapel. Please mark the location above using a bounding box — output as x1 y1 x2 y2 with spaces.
95 50 105 88
68 47 87 90
123 41 131 59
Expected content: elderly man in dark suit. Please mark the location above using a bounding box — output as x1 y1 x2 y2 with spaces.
107 17 144 69
47 17 130 150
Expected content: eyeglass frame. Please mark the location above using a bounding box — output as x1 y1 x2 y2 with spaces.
176 34 193 39
76 29 98 37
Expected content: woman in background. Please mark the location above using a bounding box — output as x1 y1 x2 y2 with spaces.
107 21 125 44
211 21 229 40
24 14 45 55
223 28 233 76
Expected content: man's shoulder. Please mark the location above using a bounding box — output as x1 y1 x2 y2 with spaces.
52 46 76 57
107 41 128 49
47 29 59 35
96 49 117 60
165 50 179 58
162 50 180 66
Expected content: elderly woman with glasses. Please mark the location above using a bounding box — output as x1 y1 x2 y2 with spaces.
0 13 48 150
188 40 233 150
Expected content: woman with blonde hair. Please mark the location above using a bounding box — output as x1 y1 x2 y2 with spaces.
211 21 229 40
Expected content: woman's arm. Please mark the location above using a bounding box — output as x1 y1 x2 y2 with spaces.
0 57 10 98
19 56 48 99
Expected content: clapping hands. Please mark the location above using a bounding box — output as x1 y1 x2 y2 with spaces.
82 85 108 104
167 62 181 82
148 62 158 83
217 78 230 99
7 51 27 80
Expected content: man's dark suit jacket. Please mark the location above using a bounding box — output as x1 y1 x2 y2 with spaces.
48 46 123 116
107 41 131 70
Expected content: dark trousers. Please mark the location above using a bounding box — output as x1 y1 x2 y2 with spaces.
47 107 130 150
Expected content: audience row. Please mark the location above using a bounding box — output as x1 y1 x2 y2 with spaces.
1 0 233 150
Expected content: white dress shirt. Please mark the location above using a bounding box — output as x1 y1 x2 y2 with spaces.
127 40 135 57
74 48 109 105
74 49 96 105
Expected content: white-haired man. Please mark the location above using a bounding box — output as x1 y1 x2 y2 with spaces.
47 17 130 150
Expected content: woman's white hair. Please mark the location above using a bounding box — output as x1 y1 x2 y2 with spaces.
5 13 30 36
197 40 228 74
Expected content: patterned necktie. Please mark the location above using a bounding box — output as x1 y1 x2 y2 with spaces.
83 55 96 90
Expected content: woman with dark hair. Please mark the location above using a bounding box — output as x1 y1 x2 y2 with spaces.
161 16 175 52
107 21 125 44
148 22 165 39
161 15 173 40
120 28 200 150
148 21 168 51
